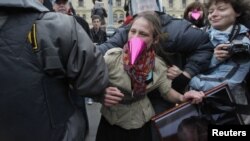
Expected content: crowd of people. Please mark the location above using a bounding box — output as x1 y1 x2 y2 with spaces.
0 0 249 141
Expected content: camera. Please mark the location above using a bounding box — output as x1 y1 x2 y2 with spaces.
228 42 250 55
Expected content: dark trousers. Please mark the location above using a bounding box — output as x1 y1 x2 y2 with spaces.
96 116 152 141
148 89 175 141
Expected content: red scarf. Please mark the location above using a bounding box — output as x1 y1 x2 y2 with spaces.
123 43 155 97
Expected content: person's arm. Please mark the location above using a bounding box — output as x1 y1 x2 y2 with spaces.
103 87 124 107
166 89 204 104
177 24 214 77
66 17 109 97
162 19 213 93
96 25 129 55
163 19 214 77
157 57 204 104
171 34 212 92
37 14 108 98
52 17 108 98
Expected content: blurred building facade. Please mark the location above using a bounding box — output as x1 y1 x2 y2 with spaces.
71 0 206 27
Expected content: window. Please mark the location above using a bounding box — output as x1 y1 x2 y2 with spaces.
78 0 83 7
82 14 86 20
169 0 173 8
119 14 124 21
113 14 118 22
182 0 186 8
116 0 121 7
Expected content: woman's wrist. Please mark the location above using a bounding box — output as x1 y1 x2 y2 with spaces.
178 95 186 103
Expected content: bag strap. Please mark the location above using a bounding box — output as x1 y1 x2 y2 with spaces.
197 63 240 82
228 24 241 42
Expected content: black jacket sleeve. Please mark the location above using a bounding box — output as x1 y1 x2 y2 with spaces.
160 16 214 77
37 14 109 98
67 18 109 97
178 23 214 76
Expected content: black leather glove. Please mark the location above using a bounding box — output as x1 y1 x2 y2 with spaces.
171 73 191 94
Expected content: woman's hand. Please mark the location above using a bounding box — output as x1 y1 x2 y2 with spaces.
167 65 183 80
182 90 205 104
103 87 124 107
214 44 231 61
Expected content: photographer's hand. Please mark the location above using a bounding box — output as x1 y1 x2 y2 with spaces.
214 44 231 61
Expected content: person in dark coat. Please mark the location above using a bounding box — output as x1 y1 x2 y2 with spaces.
90 15 107 45
91 0 107 26
0 0 109 141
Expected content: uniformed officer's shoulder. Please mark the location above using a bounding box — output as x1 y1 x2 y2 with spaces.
38 12 78 38
42 12 74 25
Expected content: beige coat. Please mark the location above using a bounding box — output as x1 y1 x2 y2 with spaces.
101 48 171 129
